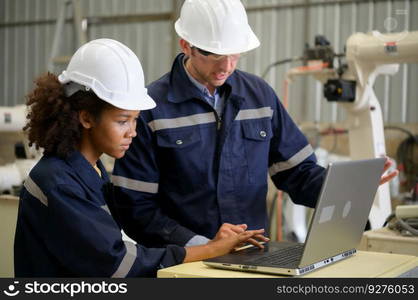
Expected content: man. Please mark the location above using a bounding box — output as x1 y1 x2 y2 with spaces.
112 0 397 248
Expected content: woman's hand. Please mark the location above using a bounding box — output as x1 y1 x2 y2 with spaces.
207 228 268 258
183 226 268 263
210 223 269 250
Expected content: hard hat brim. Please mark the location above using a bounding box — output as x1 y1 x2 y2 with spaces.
108 94 156 111
175 19 260 55
58 38 155 112
59 72 156 111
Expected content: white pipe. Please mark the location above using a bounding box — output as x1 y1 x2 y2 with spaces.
0 106 26 132
0 159 38 194
0 164 21 194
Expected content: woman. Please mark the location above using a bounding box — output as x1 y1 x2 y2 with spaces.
14 39 266 277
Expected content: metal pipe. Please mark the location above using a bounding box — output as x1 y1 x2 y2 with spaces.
0 13 172 28
48 0 68 71
246 0 400 13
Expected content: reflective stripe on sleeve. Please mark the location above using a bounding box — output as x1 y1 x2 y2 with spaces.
24 176 48 206
112 175 158 194
235 107 273 121
269 144 314 176
111 241 137 278
101 205 111 215
147 112 216 132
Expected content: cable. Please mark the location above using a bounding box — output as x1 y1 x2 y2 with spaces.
383 212 395 227
319 126 348 153
384 126 415 139
261 51 346 80
396 218 418 236
261 56 302 79
385 212 418 236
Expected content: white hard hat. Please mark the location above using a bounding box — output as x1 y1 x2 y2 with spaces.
58 38 156 111
175 0 260 55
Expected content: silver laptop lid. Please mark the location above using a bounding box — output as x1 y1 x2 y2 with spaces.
299 158 385 267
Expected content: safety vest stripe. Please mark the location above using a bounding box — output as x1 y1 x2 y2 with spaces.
101 205 111 215
111 241 137 278
148 112 216 132
235 107 273 121
269 144 314 176
112 175 158 194
24 176 48 206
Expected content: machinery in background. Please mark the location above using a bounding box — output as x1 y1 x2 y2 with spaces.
359 203 418 256
0 105 40 195
304 31 417 229
265 30 418 240
0 105 26 132
385 204 418 236
0 0 89 195
384 125 417 202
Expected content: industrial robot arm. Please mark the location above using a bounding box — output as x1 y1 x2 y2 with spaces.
284 31 418 229
341 31 418 228
0 105 40 194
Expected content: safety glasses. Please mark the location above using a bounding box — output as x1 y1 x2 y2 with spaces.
192 46 241 62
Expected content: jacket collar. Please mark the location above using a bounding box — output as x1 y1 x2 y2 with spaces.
167 53 202 103
167 53 243 104
65 151 109 192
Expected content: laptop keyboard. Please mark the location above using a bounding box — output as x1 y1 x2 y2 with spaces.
247 244 304 266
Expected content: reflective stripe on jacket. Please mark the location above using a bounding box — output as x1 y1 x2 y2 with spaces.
14 151 185 277
112 54 326 247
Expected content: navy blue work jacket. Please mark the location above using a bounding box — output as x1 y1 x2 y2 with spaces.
112 54 326 247
14 151 185 277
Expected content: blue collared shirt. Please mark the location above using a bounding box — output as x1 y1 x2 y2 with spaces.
183 56 225 117
183 56 220 245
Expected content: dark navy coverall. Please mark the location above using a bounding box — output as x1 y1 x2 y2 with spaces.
112 53 326 248
14 151 185 277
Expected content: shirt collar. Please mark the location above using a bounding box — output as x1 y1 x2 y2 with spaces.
167 53 244 103
182 56 219 98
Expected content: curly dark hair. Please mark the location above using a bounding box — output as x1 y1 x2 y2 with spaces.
24 72 111 158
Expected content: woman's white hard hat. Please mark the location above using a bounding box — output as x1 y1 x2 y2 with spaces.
175 0 260 55
58 38 156 111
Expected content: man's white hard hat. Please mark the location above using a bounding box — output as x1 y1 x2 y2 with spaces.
175 0 260 55
58 38 156 111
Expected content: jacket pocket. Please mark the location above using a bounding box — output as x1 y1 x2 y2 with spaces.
155 127 204 193
241 119 272 184
156 127 201 149
241 119 273 141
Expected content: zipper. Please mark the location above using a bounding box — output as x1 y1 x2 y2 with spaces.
216 114 222 130
195 97 221 130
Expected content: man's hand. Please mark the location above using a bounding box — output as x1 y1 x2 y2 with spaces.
380 156 399 185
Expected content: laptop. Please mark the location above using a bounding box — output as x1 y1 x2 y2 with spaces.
203 158 386 276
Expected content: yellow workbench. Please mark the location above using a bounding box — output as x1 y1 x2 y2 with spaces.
358 227 418 256
157 250 418 278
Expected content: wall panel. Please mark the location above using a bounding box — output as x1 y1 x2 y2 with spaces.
0 0 416 123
